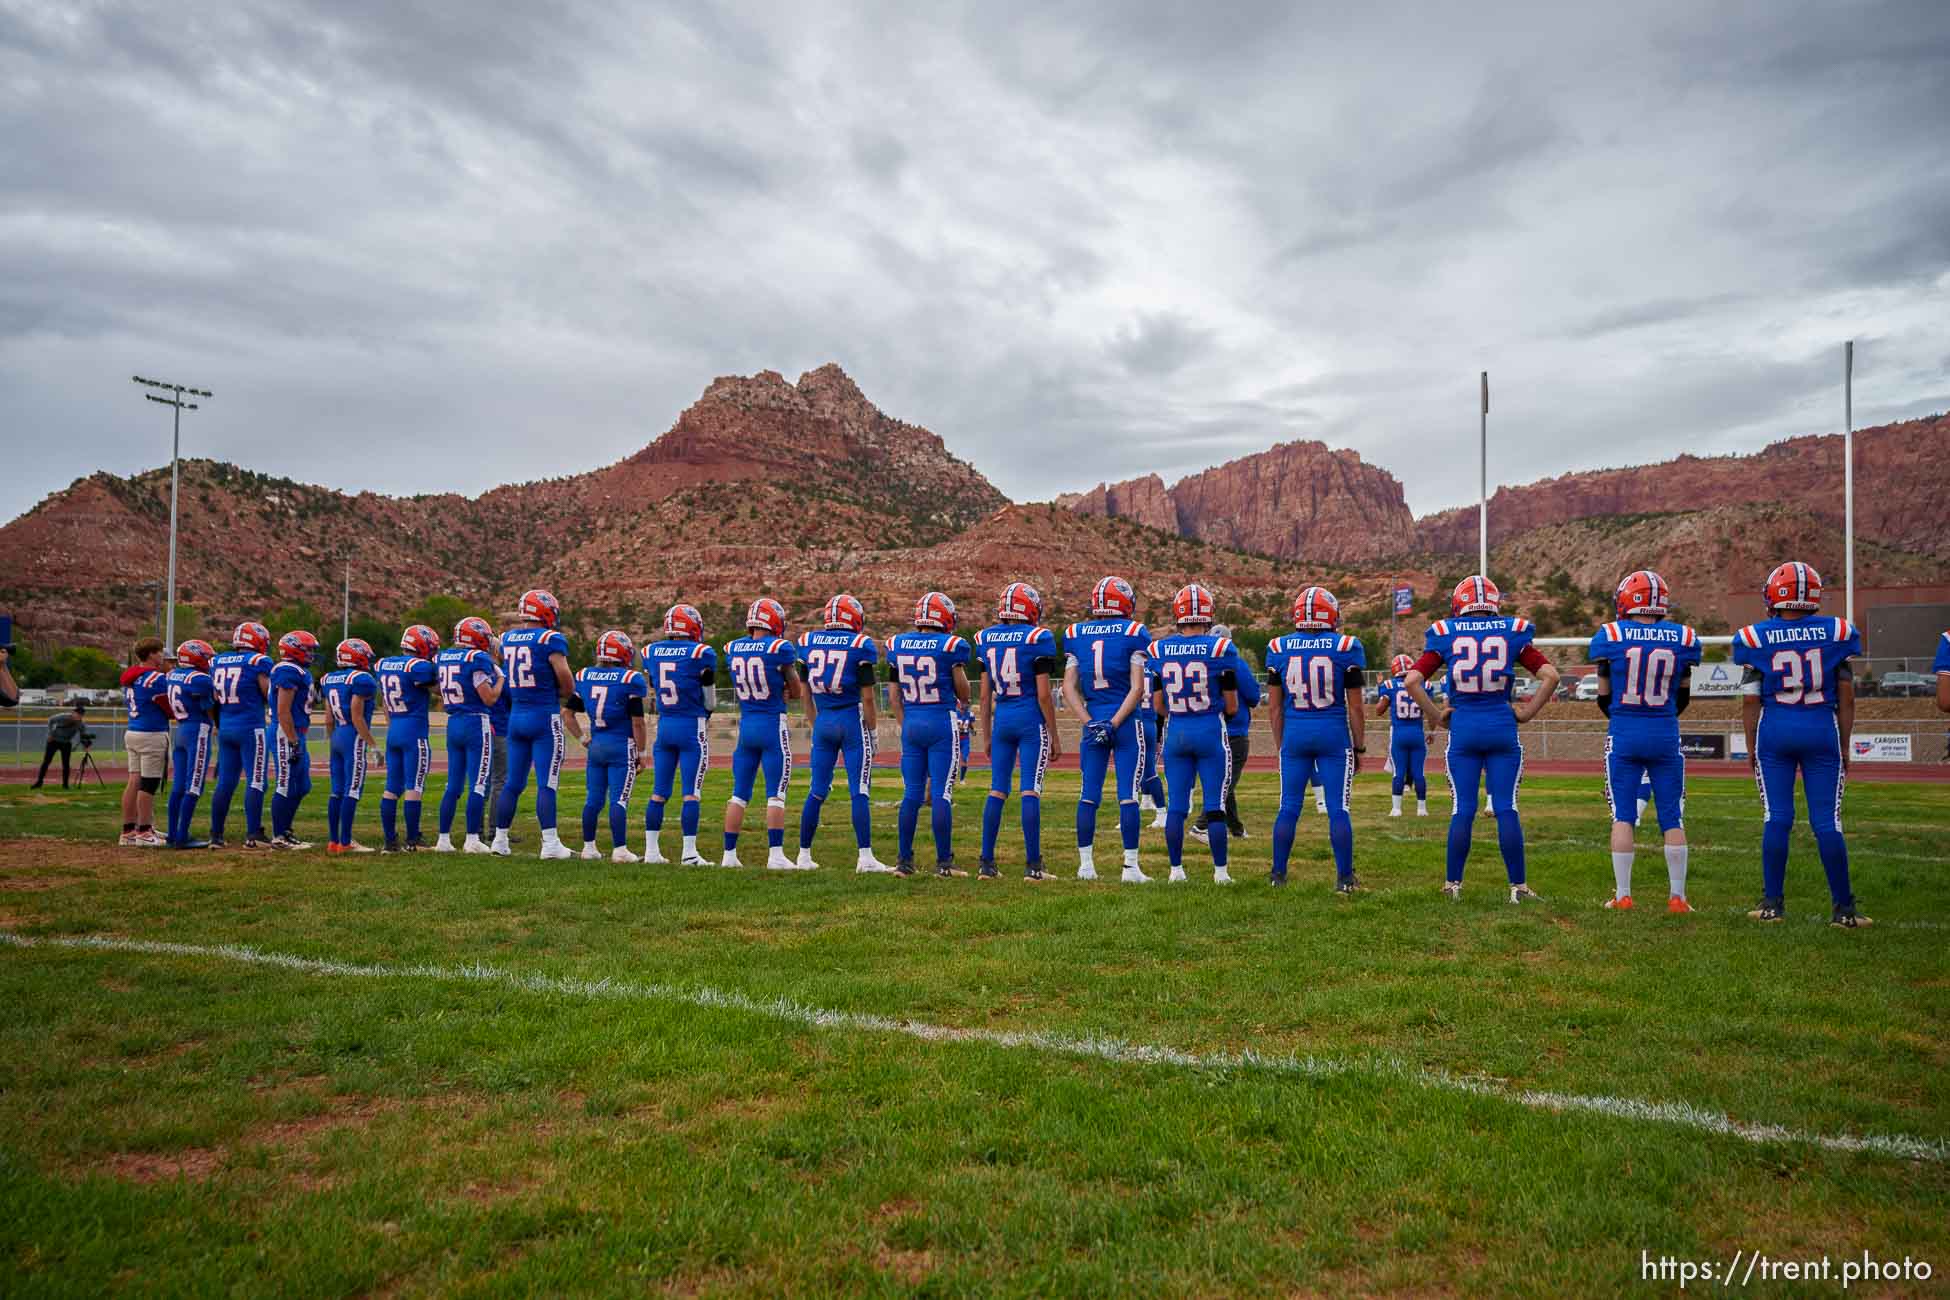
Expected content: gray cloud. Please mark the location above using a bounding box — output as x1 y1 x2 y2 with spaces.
1 0 1947 527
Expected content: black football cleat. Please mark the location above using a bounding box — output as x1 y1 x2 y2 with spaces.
977 860 999 880
1334 874 1365 895
1829 906 1873 929
1747 897 1786 923
894 857 915 877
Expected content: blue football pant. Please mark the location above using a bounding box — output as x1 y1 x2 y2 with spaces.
167 724 212 845
438 714 494 838
1754 712 1853 908
648 715 709 840
729 712 793 806
1605 731 1684 832
800 710 874 851
496 710 563 832
381 723 431 843
898 712 957 864
327 729 369 846
1076 713 1143 854
981 710 1049 865
1273 727 1353 882
583 736 639 848
270 731 312 839
210 724 268 842
1161 720 1229 869
1443 714 1526 885
1390 730 1428 799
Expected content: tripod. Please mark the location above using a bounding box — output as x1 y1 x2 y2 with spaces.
75 744 105 786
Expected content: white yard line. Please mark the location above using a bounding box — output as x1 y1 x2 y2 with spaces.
2 932 1942 1164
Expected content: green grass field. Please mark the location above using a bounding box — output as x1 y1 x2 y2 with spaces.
1 768 1946 1296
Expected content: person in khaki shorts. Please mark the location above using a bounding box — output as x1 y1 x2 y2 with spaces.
120 638 173 846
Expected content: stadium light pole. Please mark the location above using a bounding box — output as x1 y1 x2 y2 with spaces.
132 375 212 650
342 556 351 642
1478 371 1489 577
1843 341 1854 623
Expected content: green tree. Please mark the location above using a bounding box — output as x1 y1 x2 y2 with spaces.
50 645 122 688
265 602 330 644
403 594 489 634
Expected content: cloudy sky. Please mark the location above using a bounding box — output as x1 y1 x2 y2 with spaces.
3 0 1947 525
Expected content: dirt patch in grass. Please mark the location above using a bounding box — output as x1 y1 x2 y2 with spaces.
873 1244 935 1285
0 873 83 891
99 1147 225 1183
869 1196 921 1226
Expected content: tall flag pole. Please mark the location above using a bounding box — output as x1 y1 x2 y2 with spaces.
1478 371 1489 577
1844 341 1854 623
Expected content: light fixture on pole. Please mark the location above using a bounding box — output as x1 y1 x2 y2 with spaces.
132 375 212 650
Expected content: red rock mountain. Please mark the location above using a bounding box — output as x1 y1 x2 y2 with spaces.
1414 417 1949 561
1054 441 1416 564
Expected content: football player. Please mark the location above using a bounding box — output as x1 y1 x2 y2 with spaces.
1265 588 1367 891
643 604 719 866
570 630 647 862
889 591 973 877
321 638 379 854
1733 562 1868 926
1589 571 1703 912
1404 576 1559 902
1062 577 1152 883
433 617 504 853
796 594 891 873
722 599 801 869
374 625 440 852
268 630 320 850
209 621 274 848
119 639 172 847
1148 584 1238 883
1374 654 1429 817
1140 675 1169 829
493 589 577 860
975 582 1063 881
162 639 218 849
1934 629 1949 714
1212 624 1261 840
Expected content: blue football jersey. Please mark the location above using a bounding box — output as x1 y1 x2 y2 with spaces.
725 635 799 716
1934 631 1949 677
1063 618 1152 717
433 646 501 716
1587 618 1703 724
887 630 970 715
975 623 1057 715
575 664 647 735
320 668 376 734
162 666 215 725
1422 615 1539 712
1265 632 1367 720
124 669 171 732
1733 616 1861 715
798 628 879 712
644 638 718 718
209 649 272 728
374 654 437 721
501 626 570 712
1146 632 1238 720
1375 676 1425 732
269 660 315 732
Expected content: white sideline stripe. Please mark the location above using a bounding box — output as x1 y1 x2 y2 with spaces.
1 932 1942 1164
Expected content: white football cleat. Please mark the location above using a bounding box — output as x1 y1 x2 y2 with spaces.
721 852 744 868
795 849 821 871
1120 866 1151 884
345 840 376 854
643 844 669 865
1213 867 1233 885
1441 880 1463 900
1387 808 1402 818
1417 803 1430 817
855 851 896 874
1509 884 1544 904
1076 862 1098 881
1149 811 1169 830
1188 823 1209 844
434 835 456 853
580 844 601 861
1315 795 1327 814
1168 865 1188 883
539 841 573 861
462 836 491 854
489 835 512 857
766 849 797 871
680 853 710 867
611 847 640 864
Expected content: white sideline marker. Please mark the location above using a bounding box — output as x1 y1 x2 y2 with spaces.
2 932 1942 1165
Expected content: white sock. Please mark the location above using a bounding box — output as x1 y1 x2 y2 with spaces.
1665 843 1689 898
1123 847 1139 868
1391 794 1402 814
1611 851 1634 898
541 828 561 849
721 850 739 866
492 828 509 848
1078 845 1095 872
435 833 453 849
1417 799 1428 814
797 847 815 865
682 835 698 858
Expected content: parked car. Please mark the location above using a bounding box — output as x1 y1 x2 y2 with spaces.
1574 676 1604 702
1878 671 1932 698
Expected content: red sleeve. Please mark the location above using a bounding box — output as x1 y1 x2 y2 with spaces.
1518 645 1551 672
1412 651 1444 676
120 665 143 687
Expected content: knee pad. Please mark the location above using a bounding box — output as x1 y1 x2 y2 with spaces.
140 775 162 795
727 795 748 809
1202 808 1225 828
766 797 786 810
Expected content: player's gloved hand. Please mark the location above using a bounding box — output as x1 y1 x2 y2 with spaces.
1083 720 1114 748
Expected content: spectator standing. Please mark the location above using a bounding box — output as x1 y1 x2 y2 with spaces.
0 643 18 708
32 704 86 789
120 639 171 846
